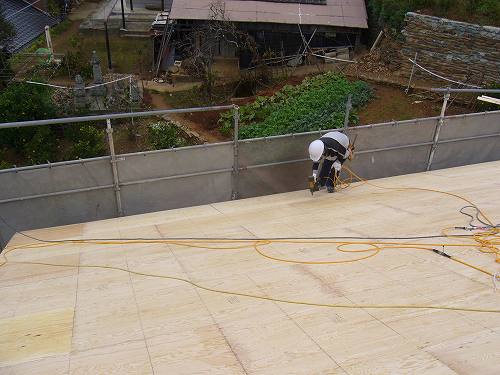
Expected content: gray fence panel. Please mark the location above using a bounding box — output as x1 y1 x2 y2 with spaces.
350 117 438 150
117 143 233 182
431 111 500 170
238 161 311 198
237 146 431 199
2 111 500 247
237 117 438 168
432 136 500 170
350 145 430 180
0 158 113 200
0 189 117 247
237 120 435 198
439 111 500 141
121 172 233 215
238 134 317 166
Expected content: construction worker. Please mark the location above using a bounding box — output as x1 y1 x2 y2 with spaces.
308 131 352 193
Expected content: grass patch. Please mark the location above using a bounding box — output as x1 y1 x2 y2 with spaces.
67 31 152 75
161 83 235 108
13 20 152 79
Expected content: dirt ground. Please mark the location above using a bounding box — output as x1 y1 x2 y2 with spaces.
147 91 227 143
358 84 469 124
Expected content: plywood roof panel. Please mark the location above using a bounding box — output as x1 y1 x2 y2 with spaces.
1 161 500 374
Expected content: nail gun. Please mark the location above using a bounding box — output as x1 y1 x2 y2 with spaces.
308 176 319 195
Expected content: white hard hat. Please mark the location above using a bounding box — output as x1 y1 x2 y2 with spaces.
308 140 324 162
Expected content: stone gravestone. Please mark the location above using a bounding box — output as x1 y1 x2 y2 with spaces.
129 79 142 109
74 74 87 109
89 51 106 110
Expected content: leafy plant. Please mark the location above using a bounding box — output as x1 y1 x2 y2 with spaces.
65 124 107 160
0 83 58 164
147 121 187 150
219 72 373 139
23 126 57 164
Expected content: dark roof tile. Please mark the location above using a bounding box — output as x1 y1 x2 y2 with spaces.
1 0 59 52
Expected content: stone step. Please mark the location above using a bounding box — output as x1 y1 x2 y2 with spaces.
121 33 150 38
121 23 152 33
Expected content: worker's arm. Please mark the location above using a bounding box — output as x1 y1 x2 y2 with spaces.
334 150 349 165
312 162 319 180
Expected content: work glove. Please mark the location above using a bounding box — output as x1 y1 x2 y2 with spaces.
312 172 317 182
333 161 341 172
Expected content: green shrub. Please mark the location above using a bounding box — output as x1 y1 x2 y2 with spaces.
23 126 57 164
0 83 58 164
65 124 107 160
219 72 373 139
147 121 187 150
0 83 56 123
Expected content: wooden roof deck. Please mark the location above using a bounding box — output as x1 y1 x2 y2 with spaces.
1 161 499 374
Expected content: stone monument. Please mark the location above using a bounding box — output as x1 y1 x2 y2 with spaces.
74 74 88 109
90 51 107 97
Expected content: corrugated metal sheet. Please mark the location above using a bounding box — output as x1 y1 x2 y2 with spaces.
170 0 368 29
1 0 59 53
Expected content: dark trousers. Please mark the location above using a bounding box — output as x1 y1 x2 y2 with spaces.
318 159 339 188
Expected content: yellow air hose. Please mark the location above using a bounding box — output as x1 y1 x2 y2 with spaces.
1 165 499 314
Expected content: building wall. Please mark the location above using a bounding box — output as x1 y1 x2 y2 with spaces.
400 12 500 85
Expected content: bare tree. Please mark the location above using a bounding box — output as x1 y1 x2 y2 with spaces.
177 0 256 101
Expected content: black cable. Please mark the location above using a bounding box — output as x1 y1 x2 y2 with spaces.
458 205 499 229
3 201 499 250
0 212 476 250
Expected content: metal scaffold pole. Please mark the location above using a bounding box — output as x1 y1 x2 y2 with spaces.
427 89 450 171
106 119 124 215
405 52 418 94
104 22 112 70
120 0 127 30
343 94 352 133
232 106 240 200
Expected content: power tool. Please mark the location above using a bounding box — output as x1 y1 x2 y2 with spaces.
308 176 319 195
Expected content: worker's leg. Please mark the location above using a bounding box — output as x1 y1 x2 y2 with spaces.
326 161 341 193
325 169 337 193
318 159 333 187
